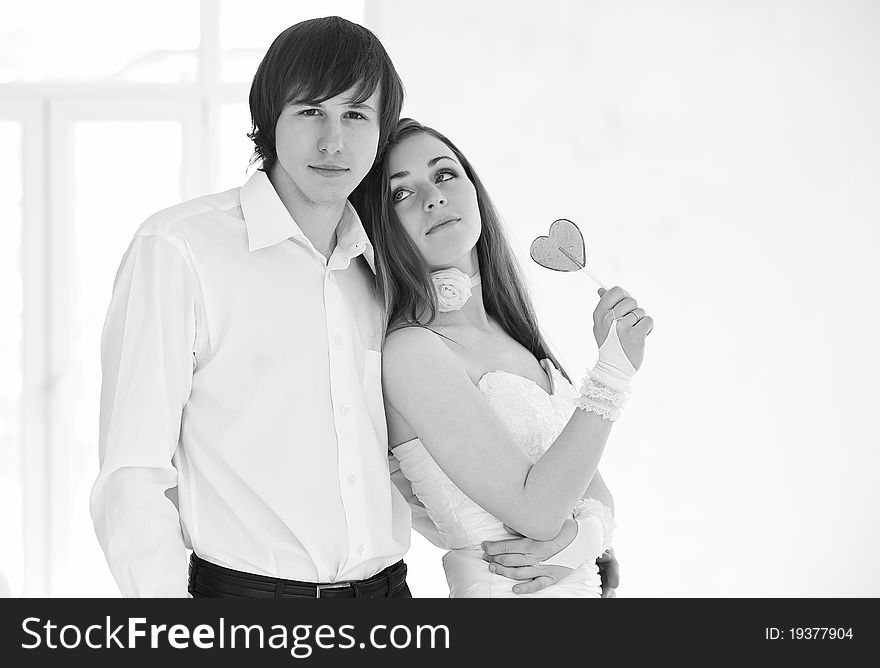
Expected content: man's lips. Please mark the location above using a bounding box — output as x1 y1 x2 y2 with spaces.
426 217 461 234
309 164 350 176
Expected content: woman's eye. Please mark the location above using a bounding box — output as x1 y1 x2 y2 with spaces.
300 109 321 117
392 189 412 203
436 170 456 183
345 111 368 120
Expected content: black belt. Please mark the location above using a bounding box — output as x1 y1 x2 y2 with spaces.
188 553 408 599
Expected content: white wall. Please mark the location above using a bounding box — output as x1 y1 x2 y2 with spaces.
3 0 877 598
371 0 880 596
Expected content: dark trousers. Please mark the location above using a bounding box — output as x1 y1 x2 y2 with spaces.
188 553 412 599
190 584 413 598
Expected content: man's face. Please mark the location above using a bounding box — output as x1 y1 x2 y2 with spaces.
271 85 381 208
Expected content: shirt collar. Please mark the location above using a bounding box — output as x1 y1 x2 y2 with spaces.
240 170 375 273
335 201 376 274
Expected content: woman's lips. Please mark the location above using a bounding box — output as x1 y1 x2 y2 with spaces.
427 217 461 234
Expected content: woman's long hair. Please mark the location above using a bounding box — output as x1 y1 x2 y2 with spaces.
351 118 570 381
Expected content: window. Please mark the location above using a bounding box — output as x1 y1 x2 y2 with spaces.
1 0 365 597
0 120 24 597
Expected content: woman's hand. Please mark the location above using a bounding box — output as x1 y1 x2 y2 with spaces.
596 549 619 598
592 286 653 374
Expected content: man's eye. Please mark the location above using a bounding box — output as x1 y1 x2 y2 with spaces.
346 112 368 120
300 109 321 116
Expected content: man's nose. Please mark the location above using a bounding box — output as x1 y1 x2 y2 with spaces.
318 120 344 154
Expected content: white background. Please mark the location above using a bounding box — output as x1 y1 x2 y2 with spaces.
1 0 878 597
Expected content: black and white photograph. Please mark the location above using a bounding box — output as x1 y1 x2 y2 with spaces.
1 0 878 616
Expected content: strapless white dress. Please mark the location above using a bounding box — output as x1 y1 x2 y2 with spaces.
392 359 615 598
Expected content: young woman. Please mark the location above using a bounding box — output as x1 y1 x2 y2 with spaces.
356 119 653 597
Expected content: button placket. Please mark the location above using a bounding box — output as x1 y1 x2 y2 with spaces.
325 274 348 420
324 264 376 571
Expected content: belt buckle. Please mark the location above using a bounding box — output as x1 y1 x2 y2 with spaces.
315 580 351 598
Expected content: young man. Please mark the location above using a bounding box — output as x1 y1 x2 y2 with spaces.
91 16 615 598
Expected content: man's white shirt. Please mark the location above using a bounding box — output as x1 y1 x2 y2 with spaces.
91 171 411 597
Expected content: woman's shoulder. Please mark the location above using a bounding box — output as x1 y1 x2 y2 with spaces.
386 322 438 346
383 324 455 368
382 324 469 404
385 322 456 351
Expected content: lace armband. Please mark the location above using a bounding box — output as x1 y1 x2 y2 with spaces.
573 497 618 554
539 498 618 568
572 374 630 421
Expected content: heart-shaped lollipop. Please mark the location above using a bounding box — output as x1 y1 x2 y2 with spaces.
530 219 607 288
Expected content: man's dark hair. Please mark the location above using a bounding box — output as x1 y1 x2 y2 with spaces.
248 16 404 172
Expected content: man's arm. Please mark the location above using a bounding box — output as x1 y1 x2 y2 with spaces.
90 234 199 597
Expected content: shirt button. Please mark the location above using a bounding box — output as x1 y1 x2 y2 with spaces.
334 335 343 345
348 474 357 486
357 544 365 555
341 405 349 415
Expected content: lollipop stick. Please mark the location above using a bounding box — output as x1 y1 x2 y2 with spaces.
580 266 608 290
556 245 609 289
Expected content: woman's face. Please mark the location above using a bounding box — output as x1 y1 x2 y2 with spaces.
387 132 481 271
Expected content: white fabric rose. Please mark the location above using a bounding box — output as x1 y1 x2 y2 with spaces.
431 268 474 313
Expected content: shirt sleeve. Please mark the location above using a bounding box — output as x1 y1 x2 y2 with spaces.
89 234 200 597
388 452 446 549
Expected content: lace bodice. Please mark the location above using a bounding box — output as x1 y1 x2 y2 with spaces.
392 359 615 553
